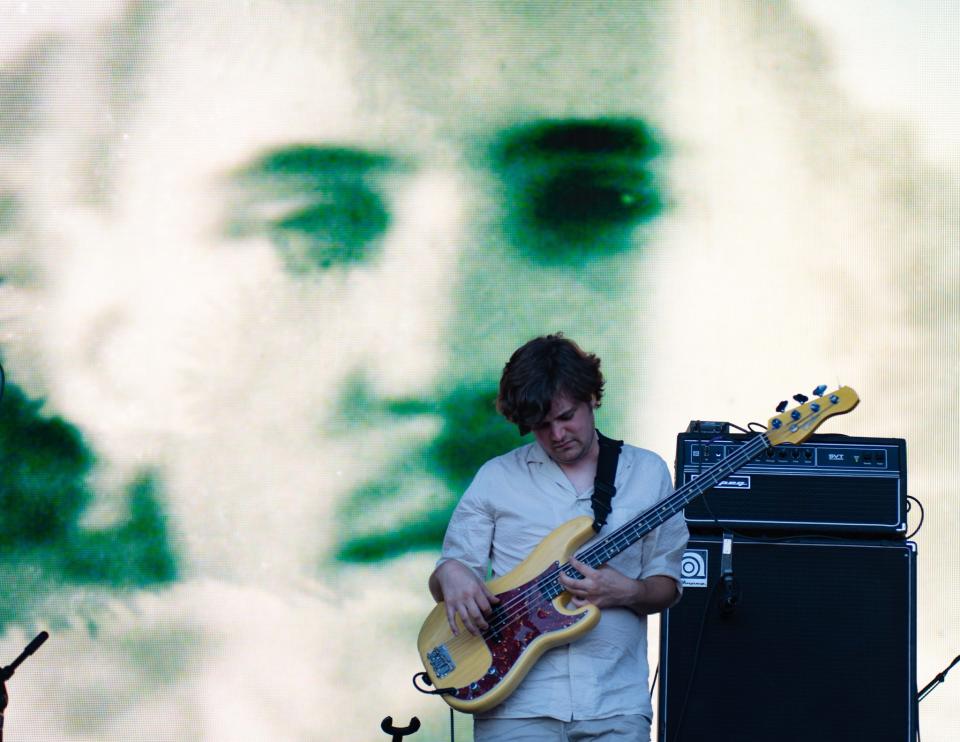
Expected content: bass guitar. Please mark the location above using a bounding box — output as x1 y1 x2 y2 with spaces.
417 387 859 713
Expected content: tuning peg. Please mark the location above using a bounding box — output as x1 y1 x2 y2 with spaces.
776 400 788 413
793 393 809 405
813 384 828 396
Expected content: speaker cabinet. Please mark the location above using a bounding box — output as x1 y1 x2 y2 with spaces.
658 536 916 742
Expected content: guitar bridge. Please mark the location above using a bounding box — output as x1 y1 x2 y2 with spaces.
427 644 456 678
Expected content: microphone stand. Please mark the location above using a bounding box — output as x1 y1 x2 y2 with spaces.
0 632 49 742
917 653 960 702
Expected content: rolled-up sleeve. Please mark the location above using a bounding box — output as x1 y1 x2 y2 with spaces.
436 463 496 580
638 458 689 606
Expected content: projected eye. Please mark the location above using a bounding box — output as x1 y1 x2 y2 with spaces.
491 118 666 265
265 184 390 273
226 145 396 274
503 166 663 264
528 167 661 230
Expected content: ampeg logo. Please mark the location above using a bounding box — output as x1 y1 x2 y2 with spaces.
680 549 709 588
690 473 751 490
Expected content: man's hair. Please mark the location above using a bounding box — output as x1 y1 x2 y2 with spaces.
496 333 605 435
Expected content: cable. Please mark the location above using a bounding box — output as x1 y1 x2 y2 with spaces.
668 576 722 742
906 496 924 540
672 419 842 741
412 671 456 698
668 423 736 740
691 420 758 542
691 424 869 546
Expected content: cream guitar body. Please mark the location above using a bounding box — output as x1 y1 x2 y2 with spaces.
418 387 860 714
417 515 600 713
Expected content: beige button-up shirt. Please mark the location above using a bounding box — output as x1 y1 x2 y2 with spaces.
438 439 689 721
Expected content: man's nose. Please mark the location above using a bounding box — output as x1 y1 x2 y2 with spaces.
351 169 464 399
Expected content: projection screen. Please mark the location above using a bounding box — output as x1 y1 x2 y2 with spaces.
0 1 956 740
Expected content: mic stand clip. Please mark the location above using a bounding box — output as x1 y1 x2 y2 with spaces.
0 631 50 741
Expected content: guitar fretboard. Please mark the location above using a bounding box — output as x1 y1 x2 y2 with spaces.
564 434 770 579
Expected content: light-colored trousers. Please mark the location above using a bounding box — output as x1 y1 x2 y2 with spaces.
474 714 652 742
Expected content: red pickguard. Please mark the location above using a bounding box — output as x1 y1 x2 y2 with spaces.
450 563 589 702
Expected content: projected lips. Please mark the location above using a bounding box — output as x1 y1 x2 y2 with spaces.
0 383 179 629
333 384 518 562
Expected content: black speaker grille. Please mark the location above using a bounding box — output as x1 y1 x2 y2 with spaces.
659 537 916 742
682 476 903 531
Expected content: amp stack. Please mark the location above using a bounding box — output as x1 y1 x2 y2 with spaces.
658 432 916 742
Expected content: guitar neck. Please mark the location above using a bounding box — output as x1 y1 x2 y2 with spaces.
574 433 770 570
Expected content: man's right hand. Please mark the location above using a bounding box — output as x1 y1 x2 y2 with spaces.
430 560 501 636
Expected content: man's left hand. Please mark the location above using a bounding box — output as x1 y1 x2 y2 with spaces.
559 557 643 610
559 558 680 614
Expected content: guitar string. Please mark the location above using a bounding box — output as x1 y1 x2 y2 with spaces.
439 433 772 658
437 397 846 666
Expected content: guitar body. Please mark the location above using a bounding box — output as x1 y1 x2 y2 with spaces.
417 515 601 713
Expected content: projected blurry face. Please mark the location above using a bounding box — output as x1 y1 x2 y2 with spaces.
6 0 673 576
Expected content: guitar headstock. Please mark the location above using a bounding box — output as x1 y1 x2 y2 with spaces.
766 386 859 445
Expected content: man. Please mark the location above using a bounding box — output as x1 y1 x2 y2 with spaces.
430 335 689 741
0 1 953 740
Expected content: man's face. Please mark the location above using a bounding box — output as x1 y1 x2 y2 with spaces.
531 394 598 466
9 0 673 570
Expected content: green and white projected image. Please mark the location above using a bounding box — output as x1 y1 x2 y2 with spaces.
0 1 956 740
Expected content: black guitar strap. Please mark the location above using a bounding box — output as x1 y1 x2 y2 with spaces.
591 430 623 533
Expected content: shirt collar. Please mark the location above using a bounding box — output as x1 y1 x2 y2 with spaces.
525 440 550 465
525 430 631 476
525 431 609 466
